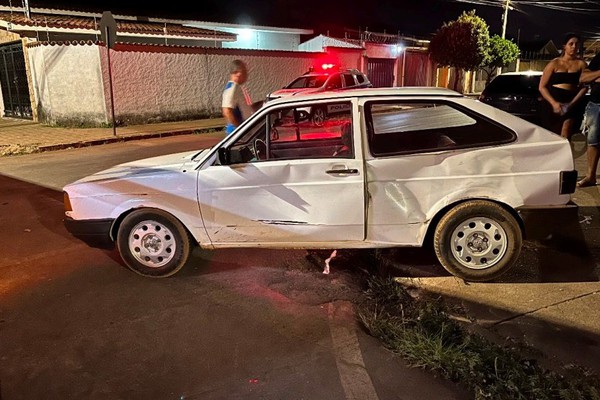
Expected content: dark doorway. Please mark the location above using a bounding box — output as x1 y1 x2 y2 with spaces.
367 58 396 87
0 41 32 119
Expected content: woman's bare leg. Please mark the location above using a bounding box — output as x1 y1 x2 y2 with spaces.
586 145 599 183
561 118 573 140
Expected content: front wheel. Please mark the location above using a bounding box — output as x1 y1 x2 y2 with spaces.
117 209 193 278
433 200 522 282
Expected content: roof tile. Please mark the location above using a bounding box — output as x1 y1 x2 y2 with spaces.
0 11 236 40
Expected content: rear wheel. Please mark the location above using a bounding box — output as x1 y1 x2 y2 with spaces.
117 209 192 278
311 106 327 126
433 200 522 282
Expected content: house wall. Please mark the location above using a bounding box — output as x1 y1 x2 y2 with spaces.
27 42 107 125
221 31 300 51
99 44 319 124
27 42 322 126
0 29 20 44
364 43 396 59
324 47 362 70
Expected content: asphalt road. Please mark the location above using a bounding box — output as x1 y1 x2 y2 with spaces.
0 135 469 400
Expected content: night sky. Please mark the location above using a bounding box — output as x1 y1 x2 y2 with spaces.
8 0 600 44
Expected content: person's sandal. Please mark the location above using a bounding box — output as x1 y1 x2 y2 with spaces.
577 178 597 188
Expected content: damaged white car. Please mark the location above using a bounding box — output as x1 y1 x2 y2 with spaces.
63 87 577 282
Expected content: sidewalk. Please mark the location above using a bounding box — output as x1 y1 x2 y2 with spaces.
0 116 226 155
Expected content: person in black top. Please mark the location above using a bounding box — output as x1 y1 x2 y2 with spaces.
539 33 588 139
576 52 600 187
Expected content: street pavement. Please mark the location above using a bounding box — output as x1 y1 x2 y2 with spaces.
1 116 599 377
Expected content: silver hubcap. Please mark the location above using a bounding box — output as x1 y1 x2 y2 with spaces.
312 109 325 125
129 220 176 268
450 217 507 270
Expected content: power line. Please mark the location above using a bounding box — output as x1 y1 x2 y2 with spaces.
450 0 600 13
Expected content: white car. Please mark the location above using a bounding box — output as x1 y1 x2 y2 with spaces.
63 87 577 282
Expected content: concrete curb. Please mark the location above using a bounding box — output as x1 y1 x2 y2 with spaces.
36 127 220 153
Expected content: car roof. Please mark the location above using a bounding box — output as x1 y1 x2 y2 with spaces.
303 68 363 77
266 87 462 105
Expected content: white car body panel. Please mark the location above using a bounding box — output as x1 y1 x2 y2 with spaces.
64 150 211 244
63 87 575 252
359 96 573 245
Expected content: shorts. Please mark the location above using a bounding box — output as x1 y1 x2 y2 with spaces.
582 101 600 146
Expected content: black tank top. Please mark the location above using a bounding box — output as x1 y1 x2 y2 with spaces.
549 71 581 85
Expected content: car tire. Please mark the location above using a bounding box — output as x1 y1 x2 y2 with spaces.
117 208 193 278
433 200 522 282
311 106 327 126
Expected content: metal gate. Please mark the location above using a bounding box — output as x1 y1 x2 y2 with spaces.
367 58 395 88
0 41 32 119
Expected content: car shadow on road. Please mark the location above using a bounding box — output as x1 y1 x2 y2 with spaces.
512 205 600 283
365 204 600 284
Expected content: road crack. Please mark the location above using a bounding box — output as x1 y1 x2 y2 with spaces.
491 289 600 327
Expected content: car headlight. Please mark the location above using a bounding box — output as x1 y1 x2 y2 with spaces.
63 191 73 212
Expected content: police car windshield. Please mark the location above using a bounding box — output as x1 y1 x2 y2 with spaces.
286 75 328 89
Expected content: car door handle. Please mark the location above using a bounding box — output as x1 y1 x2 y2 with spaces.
326 168 359 175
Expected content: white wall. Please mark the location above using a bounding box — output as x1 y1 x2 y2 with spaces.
26 43 322 126
102 46 318 124
27 43 107 125
222 31 300 51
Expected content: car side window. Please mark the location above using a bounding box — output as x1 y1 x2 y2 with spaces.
365 101 515 156
327 75 343 90
252 102 354 161
356 74 365 84
342 74 356 87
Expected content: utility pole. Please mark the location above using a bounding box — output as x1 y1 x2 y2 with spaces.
501 0 510 39
498 0 511 75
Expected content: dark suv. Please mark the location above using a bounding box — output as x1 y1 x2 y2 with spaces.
479 72 543 123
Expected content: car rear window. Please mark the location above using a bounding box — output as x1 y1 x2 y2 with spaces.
287 75 327 89
356 74 365 84
484 75 541 95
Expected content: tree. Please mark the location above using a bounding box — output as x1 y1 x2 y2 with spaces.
429 10 490 92
481 35 521 85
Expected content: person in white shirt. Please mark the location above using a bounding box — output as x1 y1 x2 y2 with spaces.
222 60 256 135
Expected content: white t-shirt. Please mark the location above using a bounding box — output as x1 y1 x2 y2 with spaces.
222 81 254 128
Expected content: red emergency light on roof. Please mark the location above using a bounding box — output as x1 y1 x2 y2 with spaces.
321 63 336 70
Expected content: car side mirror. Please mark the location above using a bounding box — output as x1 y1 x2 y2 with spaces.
227 146 254 164
218 147 230 165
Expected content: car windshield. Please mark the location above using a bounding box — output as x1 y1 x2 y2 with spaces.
485 75 541 95
286 75 328 89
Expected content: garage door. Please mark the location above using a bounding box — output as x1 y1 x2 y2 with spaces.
367 58 395 88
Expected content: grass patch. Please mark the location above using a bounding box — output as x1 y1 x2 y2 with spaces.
0 144 40 156
357 277 600 400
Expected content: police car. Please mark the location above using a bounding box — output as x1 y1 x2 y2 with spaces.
266 65 372 124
